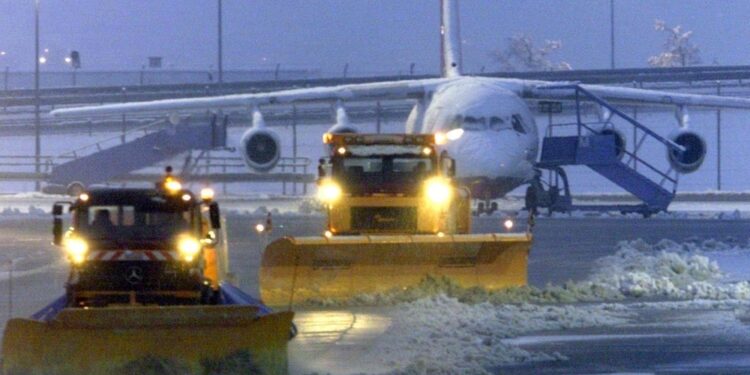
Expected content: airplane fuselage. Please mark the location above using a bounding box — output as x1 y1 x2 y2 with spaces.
420 77 539 199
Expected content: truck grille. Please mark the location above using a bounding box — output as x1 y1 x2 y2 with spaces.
350 207 417 231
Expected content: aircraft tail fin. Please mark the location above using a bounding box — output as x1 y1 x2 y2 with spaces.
441 0 463 78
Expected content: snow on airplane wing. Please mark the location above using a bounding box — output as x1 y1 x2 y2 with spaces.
50 75 750 119
50 78 451 117
526 82 750 109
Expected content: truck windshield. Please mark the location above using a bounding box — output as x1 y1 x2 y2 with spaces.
76 204 193 244
335 153 435 195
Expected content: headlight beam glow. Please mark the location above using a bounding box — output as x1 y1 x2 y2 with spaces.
425 177 452 205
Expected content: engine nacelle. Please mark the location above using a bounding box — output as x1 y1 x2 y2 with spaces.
598 127 626 160
327 124 358 135
240 127 281 172
667 129 706 174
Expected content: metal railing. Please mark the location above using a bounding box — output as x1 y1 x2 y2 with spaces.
56 118 170 160
542 84 681 193
183 153 312 195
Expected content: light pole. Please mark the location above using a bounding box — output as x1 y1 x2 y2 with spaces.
217 0 223 87
65 51 80 86
610 0 615 69
34 0 41 192
1 51 8 91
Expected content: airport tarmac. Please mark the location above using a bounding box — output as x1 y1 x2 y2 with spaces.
1 206 750 374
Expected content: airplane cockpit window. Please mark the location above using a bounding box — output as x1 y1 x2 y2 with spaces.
511 114 527 134
489 116 506 131
463 116 487 131
449 115 462 130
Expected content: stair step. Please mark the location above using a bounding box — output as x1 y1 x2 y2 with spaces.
588 163 673 208
539 134 674 210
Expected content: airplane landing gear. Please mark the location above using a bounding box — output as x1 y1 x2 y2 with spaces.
475 200 498 216
524 167 572 216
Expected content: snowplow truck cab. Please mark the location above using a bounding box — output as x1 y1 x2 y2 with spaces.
2 175 296 375
52 177 224 307
259 133 532 307
318 133 470 235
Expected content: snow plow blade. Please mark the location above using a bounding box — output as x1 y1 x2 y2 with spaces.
1 305 293 375
260 233 531 307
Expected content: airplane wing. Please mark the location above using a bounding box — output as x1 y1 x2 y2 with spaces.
50 75 750 119
50 78 451 117
525 81 750 109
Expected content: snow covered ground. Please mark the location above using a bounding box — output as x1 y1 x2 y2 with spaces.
289 237 750 374
3 208 750 374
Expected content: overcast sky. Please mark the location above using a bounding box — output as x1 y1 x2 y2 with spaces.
0 0 749 75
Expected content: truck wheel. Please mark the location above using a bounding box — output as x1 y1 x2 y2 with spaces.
200 285 216 305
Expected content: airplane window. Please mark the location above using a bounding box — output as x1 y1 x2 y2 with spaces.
489 116 506 131
450 115 463 129
463 116 487 131
511 114 527 134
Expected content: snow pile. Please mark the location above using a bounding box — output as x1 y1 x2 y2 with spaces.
370 295 629 375
221 199 325 218
3 192 65 200
716 209 743 220
361 239 750 374
587 239 750 300
489 238 750 303
303 239 750 308
0 205 49 216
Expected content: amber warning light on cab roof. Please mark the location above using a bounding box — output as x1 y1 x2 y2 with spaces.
322 133 436 146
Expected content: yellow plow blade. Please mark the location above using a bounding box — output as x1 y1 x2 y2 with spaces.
1 305 293 375
260 233 531 307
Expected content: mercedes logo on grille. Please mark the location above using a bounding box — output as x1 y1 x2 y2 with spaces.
125 266 144 285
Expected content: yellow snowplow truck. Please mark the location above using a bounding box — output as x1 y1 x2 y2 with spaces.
259 133 532 307
1 173 293 375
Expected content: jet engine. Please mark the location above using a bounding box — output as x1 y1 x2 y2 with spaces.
667 129 706 173
327 101 357 135
327 123 358 135
240 127 281 172
598 127 626 160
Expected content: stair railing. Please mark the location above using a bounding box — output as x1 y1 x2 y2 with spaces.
540 84 681 193
55 117 170 161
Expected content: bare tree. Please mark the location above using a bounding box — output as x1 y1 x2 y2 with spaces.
492 34 572 72
648 20 701 67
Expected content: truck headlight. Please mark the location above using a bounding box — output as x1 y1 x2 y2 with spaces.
64 237 89 264
164 177 182 193
177 235 201 262
425 177 452 205
317 179 342 204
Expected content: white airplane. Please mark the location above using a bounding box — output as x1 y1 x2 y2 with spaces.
52 0 750 201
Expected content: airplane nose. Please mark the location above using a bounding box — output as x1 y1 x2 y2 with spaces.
444 130 516 178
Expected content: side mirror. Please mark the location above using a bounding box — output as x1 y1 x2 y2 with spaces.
52 203 65 246
53 218 63 246
208 202 221 229
318 158 331 178
441 155 456 177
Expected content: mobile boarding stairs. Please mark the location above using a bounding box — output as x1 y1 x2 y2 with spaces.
43 115 229 195
531 84 690 217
